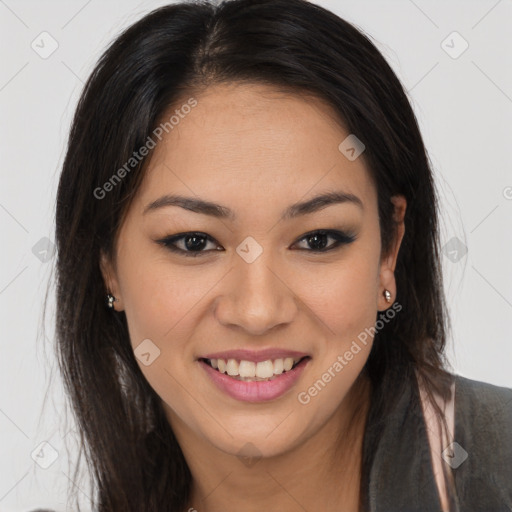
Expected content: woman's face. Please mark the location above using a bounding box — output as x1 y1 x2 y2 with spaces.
102 82 405 460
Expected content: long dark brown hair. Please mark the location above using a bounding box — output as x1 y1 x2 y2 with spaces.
52 0 457 510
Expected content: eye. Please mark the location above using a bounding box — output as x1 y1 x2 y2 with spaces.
156 229 356 257
292 229 356 253
156 232 222 257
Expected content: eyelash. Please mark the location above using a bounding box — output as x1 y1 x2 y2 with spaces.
156 229 356 258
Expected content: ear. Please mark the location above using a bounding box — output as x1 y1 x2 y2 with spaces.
377 195 406 311
99 250 124 311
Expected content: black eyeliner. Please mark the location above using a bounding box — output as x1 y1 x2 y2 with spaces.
156 229 356 257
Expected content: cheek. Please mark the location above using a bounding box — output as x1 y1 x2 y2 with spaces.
293 260 378 412
116 254 212 420
296 252 380 339
118 253 214 347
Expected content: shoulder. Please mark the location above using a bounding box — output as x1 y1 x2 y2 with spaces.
454 374 512 443
454 374 512 426
452 374 512 508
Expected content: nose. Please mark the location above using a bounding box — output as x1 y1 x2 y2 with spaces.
213 254 298 336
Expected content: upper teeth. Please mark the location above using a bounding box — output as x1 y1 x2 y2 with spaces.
209 357 301 378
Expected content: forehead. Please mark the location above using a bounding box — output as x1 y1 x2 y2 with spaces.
134 82 376 219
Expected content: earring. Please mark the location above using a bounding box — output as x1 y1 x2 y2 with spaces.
106 293 118 309
384 289 392 303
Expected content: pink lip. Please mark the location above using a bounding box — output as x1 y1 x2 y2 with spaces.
200 348 310 363
199 357 311 403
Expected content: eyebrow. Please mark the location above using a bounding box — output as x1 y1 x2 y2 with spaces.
143 190 363 221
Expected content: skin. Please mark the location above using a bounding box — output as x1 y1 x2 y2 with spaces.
101 82 406 512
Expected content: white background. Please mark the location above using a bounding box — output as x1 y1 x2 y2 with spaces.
1 0 511 509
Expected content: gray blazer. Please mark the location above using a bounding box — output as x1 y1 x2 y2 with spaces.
368 374 512 511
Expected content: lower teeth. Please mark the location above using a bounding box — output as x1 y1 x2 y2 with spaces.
230 374 279 382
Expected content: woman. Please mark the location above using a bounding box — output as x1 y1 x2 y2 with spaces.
50 0 512 511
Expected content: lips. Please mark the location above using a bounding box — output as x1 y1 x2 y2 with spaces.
199 355 311 402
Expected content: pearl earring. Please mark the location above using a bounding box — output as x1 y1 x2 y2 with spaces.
106 293 118 309
384 289 392 303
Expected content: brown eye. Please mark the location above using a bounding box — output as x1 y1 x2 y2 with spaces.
292 230 356 252
157 232 223 257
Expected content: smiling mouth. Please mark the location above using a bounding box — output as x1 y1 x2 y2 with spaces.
199 356 311 382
